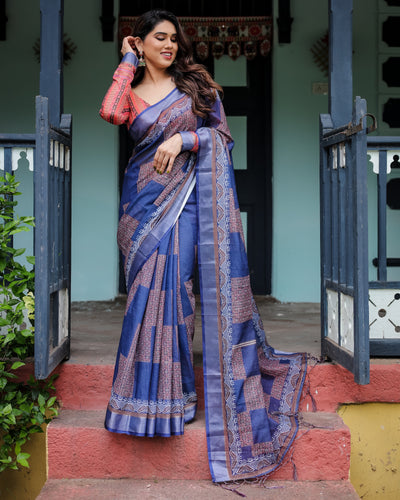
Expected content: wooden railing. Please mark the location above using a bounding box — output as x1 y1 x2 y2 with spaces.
0 134 36 175
367 136 400 355
367 137 400 280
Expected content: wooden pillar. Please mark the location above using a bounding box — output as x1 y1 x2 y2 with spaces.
39 0 63 127
329 0 353 127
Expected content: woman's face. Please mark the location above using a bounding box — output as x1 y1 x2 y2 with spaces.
138 20 178 70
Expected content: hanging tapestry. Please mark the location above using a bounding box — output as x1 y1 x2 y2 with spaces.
118 16 272 61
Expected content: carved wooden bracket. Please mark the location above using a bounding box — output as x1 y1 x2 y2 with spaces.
0 0 7 41
100 0 115 42
277 0 293 44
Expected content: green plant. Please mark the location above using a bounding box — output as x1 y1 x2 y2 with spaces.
0 173 58 472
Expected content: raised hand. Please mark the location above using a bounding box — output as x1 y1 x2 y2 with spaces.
121 36 137 57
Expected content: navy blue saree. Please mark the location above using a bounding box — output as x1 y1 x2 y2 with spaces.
104 86 307 482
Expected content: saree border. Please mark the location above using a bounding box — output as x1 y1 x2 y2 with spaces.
197 127 307 482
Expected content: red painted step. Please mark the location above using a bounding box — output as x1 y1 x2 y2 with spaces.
47 409 350 481
53 362 400 412
54 363 205 411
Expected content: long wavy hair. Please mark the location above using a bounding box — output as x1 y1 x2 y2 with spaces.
132 10 223 118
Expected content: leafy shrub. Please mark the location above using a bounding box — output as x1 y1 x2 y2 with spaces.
0 172 58 472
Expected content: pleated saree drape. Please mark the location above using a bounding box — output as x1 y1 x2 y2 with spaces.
104 88 307 482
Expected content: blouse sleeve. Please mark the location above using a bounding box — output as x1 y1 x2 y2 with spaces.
179 92 232 154
99 52 138 127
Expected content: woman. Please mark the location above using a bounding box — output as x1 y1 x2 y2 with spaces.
100 9 306 483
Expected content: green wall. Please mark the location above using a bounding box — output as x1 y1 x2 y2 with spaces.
0 0 120 301
1 0 389 303
271 0 381 302
0 1 38 270
272 0 328 302
64 0 120 300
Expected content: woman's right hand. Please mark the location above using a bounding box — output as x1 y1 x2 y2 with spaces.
121 36 136 57
153 133 183 174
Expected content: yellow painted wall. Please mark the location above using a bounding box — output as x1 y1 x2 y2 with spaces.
0 427 47 500
338 403 400 499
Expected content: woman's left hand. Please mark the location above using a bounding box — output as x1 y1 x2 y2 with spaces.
153 134 183 174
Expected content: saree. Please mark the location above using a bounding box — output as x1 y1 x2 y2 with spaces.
104 86 307 483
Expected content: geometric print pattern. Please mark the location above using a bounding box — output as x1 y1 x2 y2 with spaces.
231 276 253 324
229 188 246 245
113 323 140 398
101 53 307 481
117 212 140 258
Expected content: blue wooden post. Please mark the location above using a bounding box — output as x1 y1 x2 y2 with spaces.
377 151 388 281
4 146 11 177
3 147 13 248
329 0 353 127
319 113 333 360
39 0 63 127
34 96 51 378
352 97 370 385
34 97 72 379
320 0 370 384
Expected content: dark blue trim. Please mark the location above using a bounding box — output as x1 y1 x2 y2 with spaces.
377 150 387 281
39 0 63 127
329 0 353 127
368 136 400 147
0 134 36 146
369 281 400 289
352 98 370 385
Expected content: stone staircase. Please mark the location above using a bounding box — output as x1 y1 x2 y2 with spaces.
35 298 373 498
35 360 363 498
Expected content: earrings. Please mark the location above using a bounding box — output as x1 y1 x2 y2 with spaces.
138 52 146 67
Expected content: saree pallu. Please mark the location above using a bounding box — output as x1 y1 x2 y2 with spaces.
105 88 307 483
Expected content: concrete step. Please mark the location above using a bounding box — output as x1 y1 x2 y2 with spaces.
37 478 360 499
47 410 350 481
53 361 400 412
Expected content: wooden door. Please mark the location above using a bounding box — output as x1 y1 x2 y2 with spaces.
204 54 271 293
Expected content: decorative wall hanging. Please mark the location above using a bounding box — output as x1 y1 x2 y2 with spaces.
33 34 77 65
311 31 329 77
119 16 272 61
